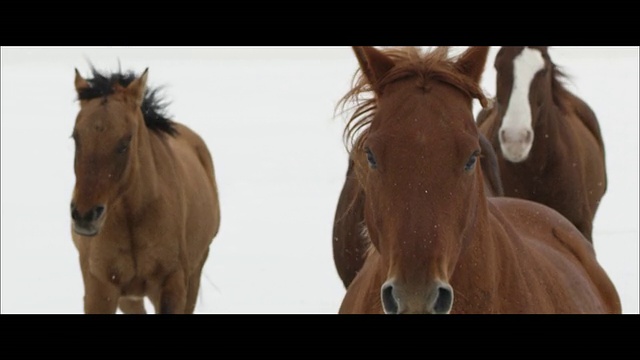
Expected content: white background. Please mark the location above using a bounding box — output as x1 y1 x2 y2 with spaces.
1 46 637 314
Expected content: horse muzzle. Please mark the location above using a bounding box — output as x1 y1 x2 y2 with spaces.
499 128 534 163
381 278 454 314
71 203 106 237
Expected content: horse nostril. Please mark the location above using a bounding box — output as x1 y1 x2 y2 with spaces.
71 208 80 221
433 285 453 314
92 205 105 221
525 130 533 143
381 283 399 314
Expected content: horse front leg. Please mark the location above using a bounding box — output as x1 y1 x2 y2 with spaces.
158 268 187 314
81 270 120 314
185 248 210 314
119 297 147 314
77 254 119 314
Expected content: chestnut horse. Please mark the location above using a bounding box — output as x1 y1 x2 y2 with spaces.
338 46 620 314
71 67 221 314
477 46 606 242
333 105 504 289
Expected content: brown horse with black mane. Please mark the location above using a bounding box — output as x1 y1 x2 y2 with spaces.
477 46 606 243
338 46 620 314
71 67 221 313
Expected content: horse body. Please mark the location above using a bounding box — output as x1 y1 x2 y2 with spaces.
340 198 621 314
337 46 620 314
477 46 606 242
71 68 220 314
341 197 619 314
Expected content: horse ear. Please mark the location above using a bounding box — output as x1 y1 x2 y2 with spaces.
455 46 490 84
353 46 395 94
74 68 89 93
126 68 149 107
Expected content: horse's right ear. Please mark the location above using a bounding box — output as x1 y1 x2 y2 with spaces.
353 46 395 95
74 68 89 93
455 46 490 85
125 68 148 107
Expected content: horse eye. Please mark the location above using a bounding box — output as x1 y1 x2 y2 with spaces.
365 147 377 169
117 137 132 154
464 151 480 172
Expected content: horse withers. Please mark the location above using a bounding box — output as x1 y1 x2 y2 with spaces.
70 67 221 314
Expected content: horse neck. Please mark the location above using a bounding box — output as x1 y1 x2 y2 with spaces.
456 192 556 294
527 80 566 163
454 187 509 286
119 122 166 215
452 173 491 251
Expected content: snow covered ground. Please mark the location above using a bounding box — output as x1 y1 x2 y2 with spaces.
1 46 637 314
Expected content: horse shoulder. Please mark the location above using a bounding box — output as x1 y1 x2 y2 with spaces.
159 122 220 252
566 93 606 152
491 197 590 252
485 197 599 279
339 250 385 314
489 197 620 312
170 122 218 185
548 213 622 313
563 93 608 196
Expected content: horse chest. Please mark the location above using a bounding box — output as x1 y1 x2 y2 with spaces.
502 159 562 198
88 240 179 291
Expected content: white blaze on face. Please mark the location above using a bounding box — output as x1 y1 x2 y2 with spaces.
499 47 545 163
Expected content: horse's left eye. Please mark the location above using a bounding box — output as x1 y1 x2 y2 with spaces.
464 151 480 172
117 137 132 154
365 147 377 169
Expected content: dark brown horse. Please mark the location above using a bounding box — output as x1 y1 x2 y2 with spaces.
333 94 504 289
477 46 606 242
338 46 620 314
71 67 221 313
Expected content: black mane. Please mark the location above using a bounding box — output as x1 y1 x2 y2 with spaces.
77 67 178 136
